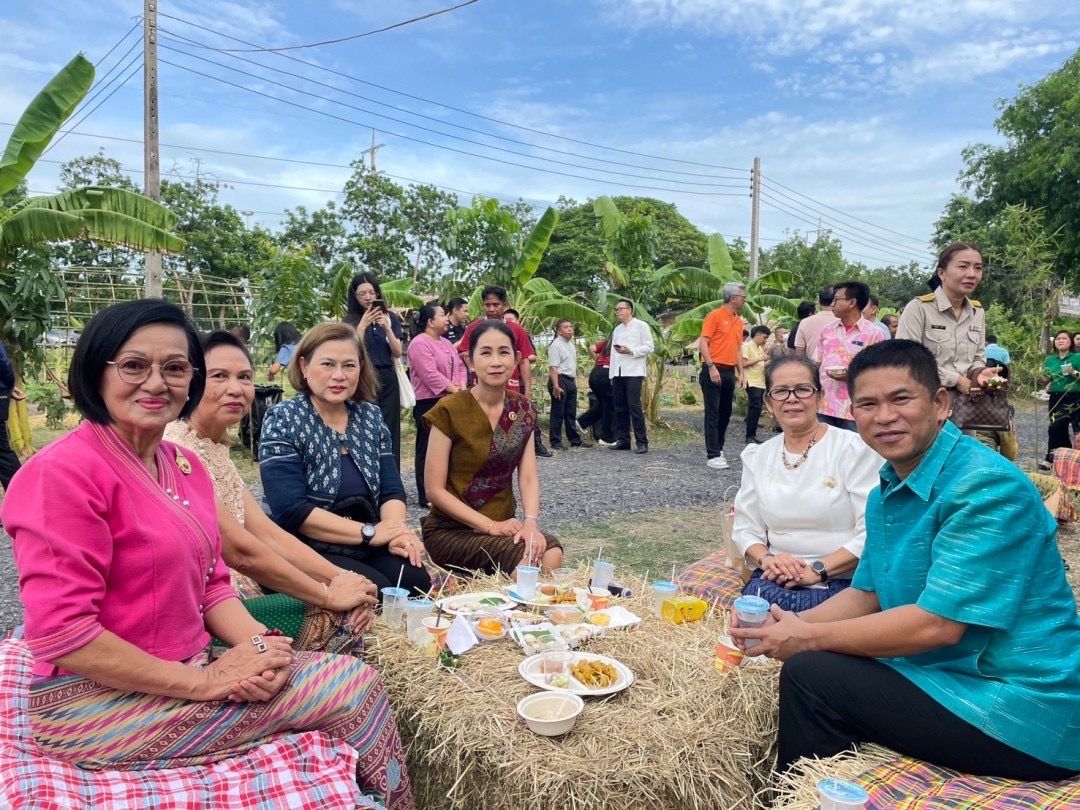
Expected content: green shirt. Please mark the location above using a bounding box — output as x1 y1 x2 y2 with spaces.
852 421 1080 769
1043 352 1080 393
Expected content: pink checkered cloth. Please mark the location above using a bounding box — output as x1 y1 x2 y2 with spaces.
0 639 379 810
855 753 1080 808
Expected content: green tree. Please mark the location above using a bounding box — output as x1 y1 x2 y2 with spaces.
762 232 851 301
278 201 350 279
960 49 1080 285
340 163 410 278
400 183 456 287
442 195 522 295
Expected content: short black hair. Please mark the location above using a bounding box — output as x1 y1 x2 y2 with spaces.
447 297 468 314
202 329 252 365
481 285 508 302
765 355 819 390
69 298 204 424
750 325 771 339
836 280 871 310
986 333 997 343
467 320 516 358
867 295 879 308
415 300 442 332
818 285 835 307
796 300 816 320
847 339 941 399
505 308 520 319
616 298 634 314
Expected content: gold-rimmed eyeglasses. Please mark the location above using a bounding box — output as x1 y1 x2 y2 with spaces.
766 384 818 402
106 357 197 387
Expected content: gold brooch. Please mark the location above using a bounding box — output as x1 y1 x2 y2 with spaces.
175 447 192 475
823 477 837 488
508 411 517 422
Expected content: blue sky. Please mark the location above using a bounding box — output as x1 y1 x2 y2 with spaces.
3 0 1078 270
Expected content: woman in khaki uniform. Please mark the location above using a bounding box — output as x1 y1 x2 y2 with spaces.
897 243 998 421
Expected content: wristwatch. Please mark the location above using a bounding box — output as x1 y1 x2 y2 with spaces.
360 523 377 545
810 560 828 583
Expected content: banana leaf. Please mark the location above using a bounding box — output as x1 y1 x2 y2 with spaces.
0 54 94 195
510 206 558 288
0 207 84 253
21 186 178 230
380 277 425 309
706 233 733 278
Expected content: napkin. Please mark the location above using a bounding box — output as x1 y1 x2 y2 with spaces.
446 614 479 655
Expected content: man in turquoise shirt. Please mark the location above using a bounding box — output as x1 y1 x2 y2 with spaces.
731 339 1080 780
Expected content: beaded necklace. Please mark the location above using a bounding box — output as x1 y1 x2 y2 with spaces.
780 431 820 470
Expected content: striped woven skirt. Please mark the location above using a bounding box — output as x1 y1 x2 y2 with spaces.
244 592 364 656
29 650 412 809
421 512 562 575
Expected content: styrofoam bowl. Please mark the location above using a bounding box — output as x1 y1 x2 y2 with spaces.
516 691 584 736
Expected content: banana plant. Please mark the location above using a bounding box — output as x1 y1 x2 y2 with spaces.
0 53 185 455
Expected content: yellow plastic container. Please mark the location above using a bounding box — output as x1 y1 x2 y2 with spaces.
661 594 709 624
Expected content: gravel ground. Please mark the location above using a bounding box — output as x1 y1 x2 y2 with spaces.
0 405 1058 633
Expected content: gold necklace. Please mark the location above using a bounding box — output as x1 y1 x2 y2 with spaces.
781 432 819 470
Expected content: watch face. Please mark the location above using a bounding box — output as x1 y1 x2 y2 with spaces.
362 524 376 539
811 561 825 574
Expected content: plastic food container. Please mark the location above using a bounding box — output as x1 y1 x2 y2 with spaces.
817 778 869 809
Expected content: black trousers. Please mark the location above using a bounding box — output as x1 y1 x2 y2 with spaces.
374 365 401 468
1047 391 1080 461
0 397 22 490
611 375 647 448
412 396 441 506
745 386 764 439
548 374 582 445
579 366 614 442
318 546 432 599
778 651 1077 781
700 365 736 458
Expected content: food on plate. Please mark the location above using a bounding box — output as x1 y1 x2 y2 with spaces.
544 673 570 689
551 590 578 605
714 642 745 674
517 628 561 655
556 625 595 645
586 592 610 610
550 607 584 625
539 584 557 597
476 618 506 639
571 659 618 688
586 613 611 627
508 610 543 624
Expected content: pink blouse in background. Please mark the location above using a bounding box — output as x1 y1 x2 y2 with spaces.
408 334 466 400
1 420 236 678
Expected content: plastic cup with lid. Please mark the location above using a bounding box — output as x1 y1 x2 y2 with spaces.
380 586 409 630
651 580 678 616
817 778 869 809
733 594 770 648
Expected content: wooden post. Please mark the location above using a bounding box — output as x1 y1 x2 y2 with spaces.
749 156 761 282
143 0 163 298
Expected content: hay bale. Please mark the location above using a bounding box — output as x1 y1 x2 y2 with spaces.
764 745 896 809
364 571 781 809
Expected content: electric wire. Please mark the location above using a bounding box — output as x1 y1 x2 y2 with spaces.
42 55 143 157
156 25 748 181
158 10 750 173
157 57 749 197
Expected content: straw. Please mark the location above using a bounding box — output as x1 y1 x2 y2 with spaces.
396 564 404 591
596 547 603 561
671 562 676 583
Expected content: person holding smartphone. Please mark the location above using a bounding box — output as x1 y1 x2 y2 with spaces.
345 272 405 468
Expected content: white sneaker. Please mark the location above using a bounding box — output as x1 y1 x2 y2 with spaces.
706 454 730 470
598 439 619 447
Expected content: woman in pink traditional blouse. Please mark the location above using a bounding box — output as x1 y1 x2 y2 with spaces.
1 299 412 806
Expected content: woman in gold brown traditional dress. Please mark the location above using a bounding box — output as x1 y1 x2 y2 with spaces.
165 330 377 654
422 320 564 575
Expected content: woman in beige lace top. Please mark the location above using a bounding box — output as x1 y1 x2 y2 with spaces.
165 330 377 653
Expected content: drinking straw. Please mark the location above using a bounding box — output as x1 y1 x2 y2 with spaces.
396 564 404 590
671 562 676 582
597 547 603 561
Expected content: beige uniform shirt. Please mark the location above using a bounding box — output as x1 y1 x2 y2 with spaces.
896 287 985 388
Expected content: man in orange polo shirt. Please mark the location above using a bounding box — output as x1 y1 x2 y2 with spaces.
699 282 747 470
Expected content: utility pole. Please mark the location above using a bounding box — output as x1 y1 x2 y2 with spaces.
368 128 385 172
749 156 761 281
143 0 163 298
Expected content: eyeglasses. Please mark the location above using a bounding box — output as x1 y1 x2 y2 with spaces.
615 305 631 311
107 357 197 387
766 384 818 401
832 296 851 303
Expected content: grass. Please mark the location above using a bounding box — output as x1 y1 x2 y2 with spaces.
558 505 724 580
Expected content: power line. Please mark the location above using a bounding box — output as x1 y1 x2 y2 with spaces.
94 20 142 65
159 10 750 173
760 179 928 255
759 196 923 266
760 173 928 246
212 0 481 53
156 25 748 181
157 39 749 190
158 57 750 198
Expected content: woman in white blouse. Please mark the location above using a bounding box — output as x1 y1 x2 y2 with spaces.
733 355 881 611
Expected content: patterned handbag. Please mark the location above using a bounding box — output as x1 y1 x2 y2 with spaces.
950 386 1010 431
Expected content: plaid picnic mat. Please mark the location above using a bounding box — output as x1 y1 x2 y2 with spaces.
675 549 743 609
0 639 377 810
857 754 1080 809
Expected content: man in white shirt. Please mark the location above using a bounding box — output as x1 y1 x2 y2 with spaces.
794 286 838 362
862 295 892 341
609 299 655 454
547 319 590 449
